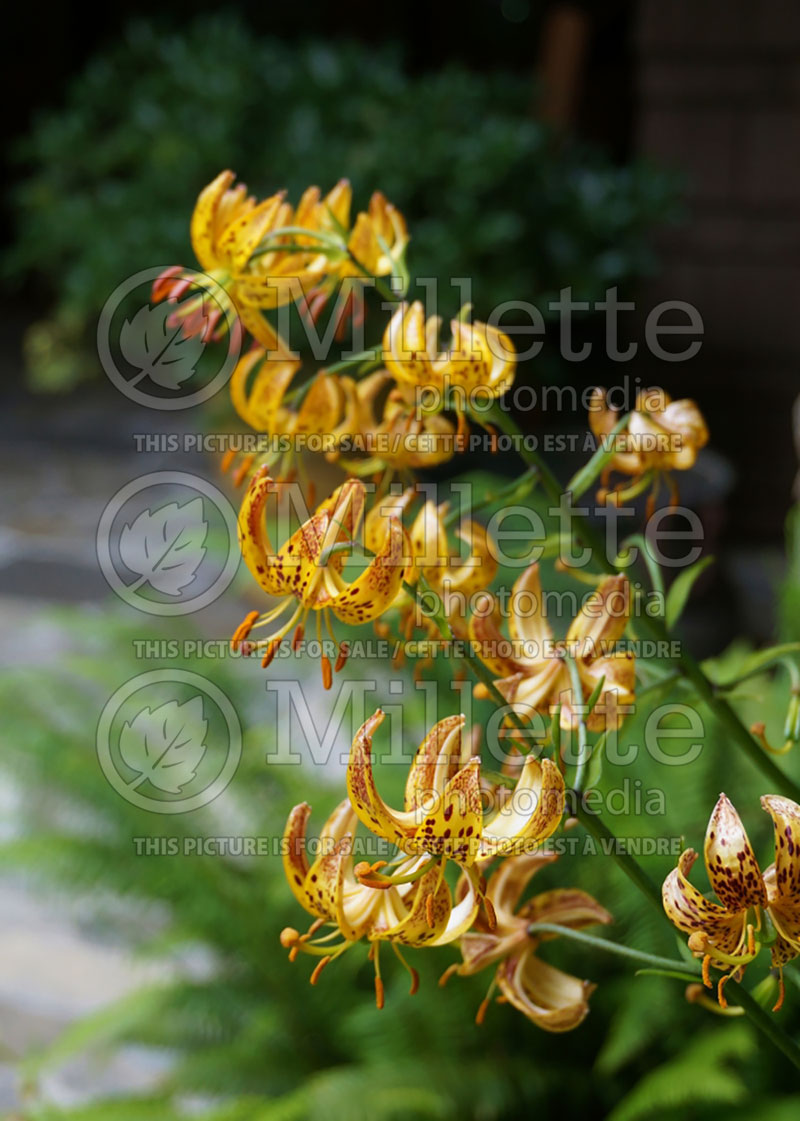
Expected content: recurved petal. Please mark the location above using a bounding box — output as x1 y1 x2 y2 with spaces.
237 468 287 596
330 516 408 625
761 866 800 965
446 320 516 397
567 575 630 655
375 862 453 946
496 950 595 1032
229 349 300 432
223 192 286 274
429 865 481 946
704 793 766 911
293 373 344 436
761 795 800 900
190 170 235 271
508 564 552 653
383 302 435 385
481 756 565 855
282 802 313 910
445 520 498 597
468 597 521 677
404 714 466 813
346 710 418 850
662 848 750 955
521 888 612 934
408 758 483 864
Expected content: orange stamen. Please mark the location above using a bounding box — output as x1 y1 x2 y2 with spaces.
438 963 460 988
335 642 350 673
374 976 385 1010
773 971 786 1013
261 640 278 669
321 654 332 691
233 454 256 488
292 623 305 652
702 953 713 989
475 997 490 1026
309 956 331 986
221 448 236 474
231 610 260 652
717 973 731 1009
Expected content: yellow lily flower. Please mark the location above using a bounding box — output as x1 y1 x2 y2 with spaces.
448 852 611 1030
223 345 343 486
281 798 479 1006
382 302 516 421
361 489 497 651
329 371 458 475
154 170 351 350
342 191 409 278
662 792 800 1009
346 711 565 873
589 386 709 507
234 471 409 683
469 564 635 731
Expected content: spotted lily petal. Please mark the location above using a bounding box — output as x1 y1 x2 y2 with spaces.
190 170 237 271
496 951 596 1033
761 795 800 901
521 888 613 933
481 757 565 856
704 793 766 911
662 848 749 957
329 516 408 625
347 710 420 849
237 468 287 597
444 319 515 398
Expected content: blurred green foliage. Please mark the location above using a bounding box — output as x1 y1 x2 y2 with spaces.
3 545 800 1119
4 16 680 391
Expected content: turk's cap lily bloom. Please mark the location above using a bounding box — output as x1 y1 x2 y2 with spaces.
454 852 612 1031
363 489 497 600
382 302 516 404
343 191 409 278
155 172 353 353
328 372 457 474
589 386 709 478
663 792 800 1007
281 798 480 1004
283 799 479 949
346 710 565 868
229 346 343 439
469 564 635 731
234 473 409 679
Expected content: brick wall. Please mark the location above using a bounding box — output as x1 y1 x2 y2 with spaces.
634 0 800 539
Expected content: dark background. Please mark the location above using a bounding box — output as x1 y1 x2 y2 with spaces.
3 0 798 581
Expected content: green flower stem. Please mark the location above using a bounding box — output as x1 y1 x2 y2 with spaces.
487 404 800 804
526 922 699 978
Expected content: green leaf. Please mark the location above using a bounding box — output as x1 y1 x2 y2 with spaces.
665 556 714 630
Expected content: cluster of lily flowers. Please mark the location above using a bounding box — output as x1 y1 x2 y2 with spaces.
160 170 793 1029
